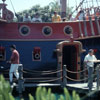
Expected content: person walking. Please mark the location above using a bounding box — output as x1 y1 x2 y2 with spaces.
8 45 20 85
84 49 97 91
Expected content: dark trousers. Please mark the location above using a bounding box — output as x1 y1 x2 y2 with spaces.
96 64 100 89
87 66 94 90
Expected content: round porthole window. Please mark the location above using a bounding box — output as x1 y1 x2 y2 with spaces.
64 25 73 35
19 25 30 36
42 26 52 36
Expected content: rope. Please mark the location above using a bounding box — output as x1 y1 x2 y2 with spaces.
23 69 62 75
9 0 16 14
67 0 69 15
65 67 88 74
96 0 99 7
41 70 62 75
75 0 78 9
23 68 58 73
31 77 62 83
65 76 88 82
69 0 85 18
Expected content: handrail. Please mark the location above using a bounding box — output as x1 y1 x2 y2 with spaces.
65 76 88 82
23 69 62 75
65 67 88 74
32 77 62 83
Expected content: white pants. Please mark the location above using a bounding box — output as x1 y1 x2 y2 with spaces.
9 64 19 82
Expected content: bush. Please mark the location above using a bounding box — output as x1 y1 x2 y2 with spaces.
0 75 80 100
32 87 80 100
0 75 14 100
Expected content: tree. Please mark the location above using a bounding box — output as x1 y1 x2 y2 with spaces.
15 0 72 22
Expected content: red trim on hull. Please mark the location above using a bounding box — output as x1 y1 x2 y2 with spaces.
0 21 99 40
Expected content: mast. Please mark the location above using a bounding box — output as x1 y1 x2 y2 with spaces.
60 0 67 18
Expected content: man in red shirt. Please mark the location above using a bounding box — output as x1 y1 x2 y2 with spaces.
9 45 20 85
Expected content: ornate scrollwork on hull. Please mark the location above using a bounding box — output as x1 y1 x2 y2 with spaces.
0 3 14 22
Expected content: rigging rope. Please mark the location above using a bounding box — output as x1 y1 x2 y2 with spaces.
96 0 99 7
70 0 85 17
9 0 16 14
92 0 95 14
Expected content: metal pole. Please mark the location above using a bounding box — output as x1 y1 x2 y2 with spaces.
83 16 88 36
89 16 95 36
96 64 100 90
63 65 67 87
18 64 24 95
95 16 100 35
78 21 83 37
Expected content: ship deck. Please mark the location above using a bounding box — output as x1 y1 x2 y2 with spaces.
12 81 99 94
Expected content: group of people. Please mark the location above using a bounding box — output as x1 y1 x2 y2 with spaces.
23 13 42 22
22 10 86 23
8 44 100 91
22 11 64 23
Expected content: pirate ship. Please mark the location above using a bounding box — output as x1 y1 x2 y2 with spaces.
0 0 100 84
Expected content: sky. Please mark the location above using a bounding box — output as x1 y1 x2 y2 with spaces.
1 0 99 13
3 0 76 13
5 0 56 12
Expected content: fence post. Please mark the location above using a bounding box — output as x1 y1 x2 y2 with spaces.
18 64 24 95
63 65 67 87
96 64 100 90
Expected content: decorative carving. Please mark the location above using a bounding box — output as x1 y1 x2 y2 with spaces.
0 3 14 21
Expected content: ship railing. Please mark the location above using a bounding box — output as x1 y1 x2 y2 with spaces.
17 64 63 94
23 69 62 75
63 64 100 90
21 68 63 83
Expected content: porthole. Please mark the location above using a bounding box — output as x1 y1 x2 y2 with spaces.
42 26 52 36
19 25 30 36
64 25 73 35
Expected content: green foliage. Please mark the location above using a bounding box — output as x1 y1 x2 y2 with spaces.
72 91 80 100
0 75 80 100
29 94 34 100
0 75 14 100
16 0 72 22
34 87 80 100
64 88 71 100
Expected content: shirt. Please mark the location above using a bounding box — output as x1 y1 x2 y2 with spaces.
78 13 84 20
52 15 61 22
31 17 42 22
84 54 97 67
23 16 31 22
11 50 19 64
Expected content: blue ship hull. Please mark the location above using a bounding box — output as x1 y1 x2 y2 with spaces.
0 40 61 71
